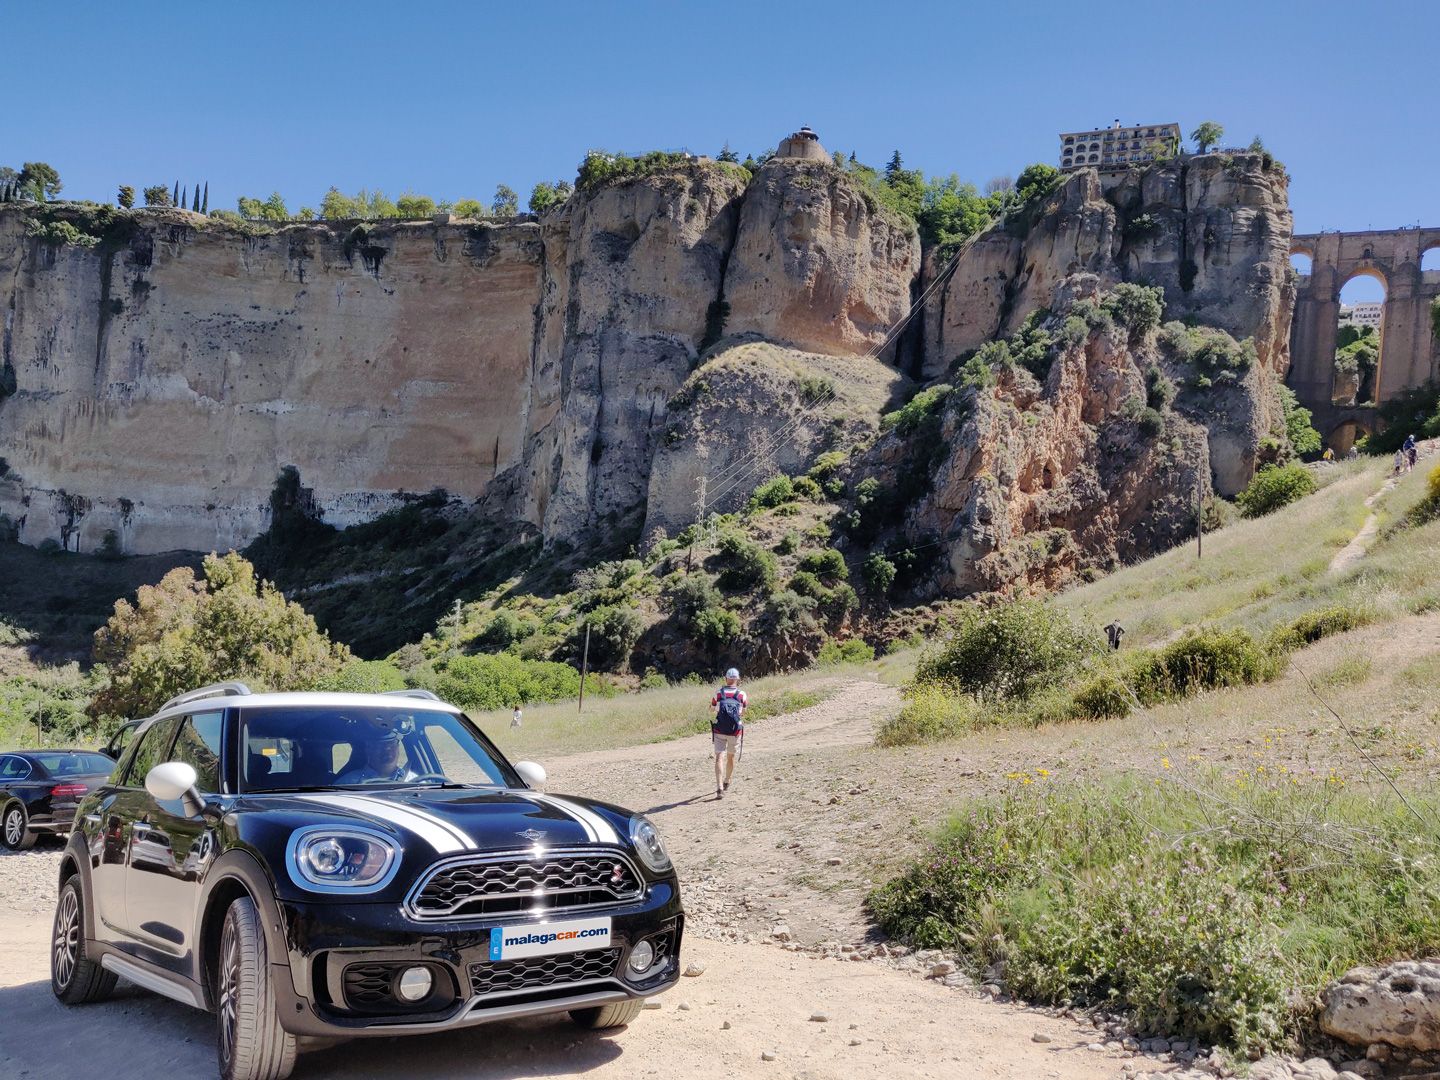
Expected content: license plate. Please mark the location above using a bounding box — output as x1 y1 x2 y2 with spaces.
488 916 613 961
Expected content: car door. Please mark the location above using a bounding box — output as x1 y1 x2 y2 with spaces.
0 756 33 845
92 716 179 941
125 711 224 963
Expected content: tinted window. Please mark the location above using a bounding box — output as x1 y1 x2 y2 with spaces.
110 721 141 756
32 753 115 776
0 756 31 780
123 717 181 787
170 711 224 793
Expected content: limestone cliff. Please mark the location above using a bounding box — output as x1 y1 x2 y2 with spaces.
924 153 1293 493
0 160 921 555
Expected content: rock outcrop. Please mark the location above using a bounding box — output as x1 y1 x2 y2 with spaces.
1320 959 1440 1051
0 159 921 555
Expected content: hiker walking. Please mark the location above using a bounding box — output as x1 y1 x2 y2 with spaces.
1405 433 1418 471
510 704 523 729
710 668 747 801
1103 621 1125 651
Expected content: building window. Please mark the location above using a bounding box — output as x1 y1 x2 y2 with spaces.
1064 136 1074 145
1088 154 1098 163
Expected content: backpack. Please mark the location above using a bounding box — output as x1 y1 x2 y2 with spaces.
713 688 744 735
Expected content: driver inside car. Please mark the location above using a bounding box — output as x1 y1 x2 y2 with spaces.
336 729 419 784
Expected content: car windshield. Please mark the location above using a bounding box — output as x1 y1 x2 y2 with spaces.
32 752 116 776
238 707 517 793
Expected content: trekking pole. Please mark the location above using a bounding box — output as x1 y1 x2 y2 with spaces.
577 620 591 715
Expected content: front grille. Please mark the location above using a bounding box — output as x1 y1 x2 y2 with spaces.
407 849 644 920
469 947 622 997
343 964 393 1008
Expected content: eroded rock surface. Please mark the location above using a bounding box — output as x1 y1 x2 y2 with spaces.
1320 959 1440 1051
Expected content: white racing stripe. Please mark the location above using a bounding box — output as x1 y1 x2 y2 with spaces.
294 794 475 854
530 793 623 845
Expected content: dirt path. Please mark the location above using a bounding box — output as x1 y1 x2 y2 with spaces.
0 915 1127 1080
1329 475 1398 573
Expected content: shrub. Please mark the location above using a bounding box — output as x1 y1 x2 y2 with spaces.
1235 463 1317 518
807 451 847 482
915 600 1096 703
1069 669 1133 719
862 553 897 595
639 670 668 690
881 384 953 437
795 375 834 405
671 574 722 621
431 652 584 710
957 353 996 389
693 606 741 649
873 685 979 747
824 582 858 616
817 637 874 665
791 475 823 501
581 604 643 669
798 548 848 581
788 570 828 600
1101 283 1164 334
1129 626 1278 703
315 660 408 694
1266 604 1372 653
749 474 796 511
716 533 777 590
479 610 535 650
1279 384 1322 458
774 530 801 555
766 589 818 639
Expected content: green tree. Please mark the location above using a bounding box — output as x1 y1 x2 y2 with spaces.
192 185 201 211
261 191 288 220
320 186 357 219
528 181 564 215
180 185 187 210
491 184 519 216
19 162 61 201
90 551 350 719
884 150 903 184
1247 135 1266 153
1190 121 1224 154
452 198 484 219
717 142 739 163
117 185 135 209
172 180 180 206
1278 384 1322 457
202 181 208 214
296 206 316 220
237 195 264 218
395 192 437 218
143 184 171 207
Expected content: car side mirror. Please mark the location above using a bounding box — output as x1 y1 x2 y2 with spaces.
145 762 207 819
514 761 547 790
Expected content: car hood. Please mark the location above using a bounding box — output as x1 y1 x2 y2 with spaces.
243 787 632 856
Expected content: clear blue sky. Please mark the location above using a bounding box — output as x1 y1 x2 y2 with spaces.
2 0 1434 268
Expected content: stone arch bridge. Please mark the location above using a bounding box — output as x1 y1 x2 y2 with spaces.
1288 227 1440 451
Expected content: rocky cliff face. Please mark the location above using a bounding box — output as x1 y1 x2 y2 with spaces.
0 160 920 555
924 154 1294 493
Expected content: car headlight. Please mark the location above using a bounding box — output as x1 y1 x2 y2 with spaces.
628 814 671 873
286 826 399 893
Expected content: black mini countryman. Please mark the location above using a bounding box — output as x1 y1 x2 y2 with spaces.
50 683 682 1080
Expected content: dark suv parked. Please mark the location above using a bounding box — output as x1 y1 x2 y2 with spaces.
51 683 682 1080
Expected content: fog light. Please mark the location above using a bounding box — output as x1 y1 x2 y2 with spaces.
627 940 655 974
396 966 433 1002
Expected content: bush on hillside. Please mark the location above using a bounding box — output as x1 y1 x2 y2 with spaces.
915 600 1097 703
580 604 643 669
798 548 848 581
1129 626 1278 703
1101 283 1164 334
671 574 722 621
692 606 741 650
1235 463 1317 518
716 533 777 590
861 553 897 595
314 660 407 694
765 589 818 639
749 474 796 511
817 637 874 665
1069 669 1133 719
1266 604 1373 653
881 384 953 437
874 685 979 747
1364 382 1440 454
423 652 587 710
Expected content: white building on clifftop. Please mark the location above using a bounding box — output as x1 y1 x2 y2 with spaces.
1060 120 1181 172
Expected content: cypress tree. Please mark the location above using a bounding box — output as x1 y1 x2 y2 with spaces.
192 185 200 211
180 186 188 210
172 180 179 206
202 182 208 214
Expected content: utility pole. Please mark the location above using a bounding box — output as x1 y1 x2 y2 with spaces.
686 473 707 573
1195 479 1204 559
577 620 592 714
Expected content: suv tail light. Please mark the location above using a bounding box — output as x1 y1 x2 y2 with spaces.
50 783 88 798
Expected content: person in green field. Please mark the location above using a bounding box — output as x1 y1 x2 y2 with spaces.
709 668 746 801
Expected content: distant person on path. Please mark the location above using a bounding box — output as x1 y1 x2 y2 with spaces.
710 668 747 801
1103 621 1125 651
1322 446 1334 461
511 704 523 729
1405 433 1418 470
1395 449 1407 476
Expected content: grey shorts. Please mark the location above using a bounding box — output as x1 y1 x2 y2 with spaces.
712 732 740 755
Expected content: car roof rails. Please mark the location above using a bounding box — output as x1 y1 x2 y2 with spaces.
160 681 254 714
380 689 441 701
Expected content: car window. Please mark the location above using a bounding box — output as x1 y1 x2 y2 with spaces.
111 721 141 756
32 752 115 776
0 756 31 781
169 711 224 793
123 717 181 787
238 707 516 791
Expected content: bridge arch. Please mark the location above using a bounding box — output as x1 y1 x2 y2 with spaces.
1328 417 1373 456
1422 245 1440 273
1332 270 1386 406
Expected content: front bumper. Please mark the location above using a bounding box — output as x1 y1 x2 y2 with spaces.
270 882 683 1037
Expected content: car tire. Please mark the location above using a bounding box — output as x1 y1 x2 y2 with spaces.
51 876 118 1004
2 801 37 851
569 998 645 1030
217 896 297 1080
